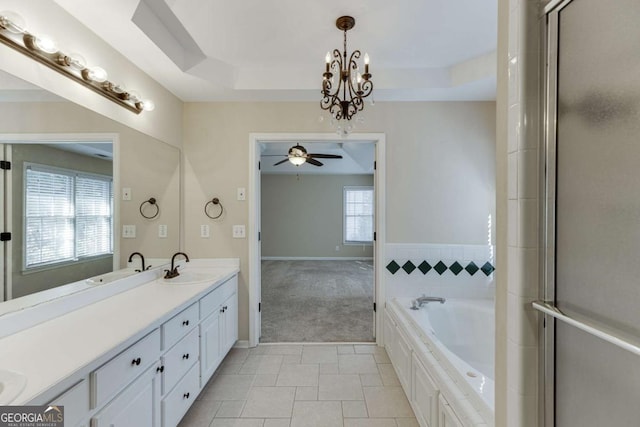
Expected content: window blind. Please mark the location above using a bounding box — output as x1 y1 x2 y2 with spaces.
24 163 113 269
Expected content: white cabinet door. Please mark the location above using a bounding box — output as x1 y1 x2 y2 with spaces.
412 354 439 427
438 395 464 427
222 291 238 353
49 378 90 427
394 327 412 394
92 363 161 427
383 310 396 362
200 311 222 386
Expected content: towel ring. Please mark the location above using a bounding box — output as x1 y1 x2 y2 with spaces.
140 197 160 219
204 197 224 219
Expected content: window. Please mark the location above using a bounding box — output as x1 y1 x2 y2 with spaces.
343 186 374 244
24 163 113 269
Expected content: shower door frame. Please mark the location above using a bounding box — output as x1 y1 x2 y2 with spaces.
540 0 568 425
540 0 640 424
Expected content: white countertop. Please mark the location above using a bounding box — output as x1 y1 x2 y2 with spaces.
0 259 239 405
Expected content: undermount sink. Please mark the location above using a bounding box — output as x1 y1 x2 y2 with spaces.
86 268 138 285
161 271 219 285
0 369 27 405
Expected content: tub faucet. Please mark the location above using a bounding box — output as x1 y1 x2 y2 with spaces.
411 295 446 309
128 252 150 272
165 252 190 279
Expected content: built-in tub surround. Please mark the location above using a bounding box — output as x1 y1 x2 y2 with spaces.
386 297 494 426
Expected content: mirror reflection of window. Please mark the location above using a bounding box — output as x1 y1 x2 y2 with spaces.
24 163 113 270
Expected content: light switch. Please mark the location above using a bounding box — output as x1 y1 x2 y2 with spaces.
201 224 210 238
237 187 246 201
122 187 132 201
158 224 167 238
232 225 246 238
122 225 136 238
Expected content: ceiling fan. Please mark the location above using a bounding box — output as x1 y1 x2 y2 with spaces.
269 144 343 167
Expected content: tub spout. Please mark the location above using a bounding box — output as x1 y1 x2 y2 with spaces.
414 295 446 307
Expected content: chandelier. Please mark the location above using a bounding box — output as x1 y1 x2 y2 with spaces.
321 16 373 122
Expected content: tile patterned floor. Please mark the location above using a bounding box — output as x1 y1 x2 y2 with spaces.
178 344 419 427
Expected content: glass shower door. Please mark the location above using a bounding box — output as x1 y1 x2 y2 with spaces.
542 0 640 425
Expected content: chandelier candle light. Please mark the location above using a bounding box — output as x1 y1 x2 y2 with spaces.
321 16 373 121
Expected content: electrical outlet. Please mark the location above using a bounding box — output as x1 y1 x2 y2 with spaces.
237 187 246 201
158 224 167 238
122 225 136 238
232 225 246 238
201 224 210 238
122 187 132 201
335 245 340 251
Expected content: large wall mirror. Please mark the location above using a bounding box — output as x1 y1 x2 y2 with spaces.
0 70 180 314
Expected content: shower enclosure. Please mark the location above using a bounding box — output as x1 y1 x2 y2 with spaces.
538 0 640 425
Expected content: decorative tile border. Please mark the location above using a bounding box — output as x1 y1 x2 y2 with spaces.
386 259 495 276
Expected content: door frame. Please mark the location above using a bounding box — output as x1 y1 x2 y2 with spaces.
248 132 386 347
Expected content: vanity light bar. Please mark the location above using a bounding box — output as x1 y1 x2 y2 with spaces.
0 12 155 114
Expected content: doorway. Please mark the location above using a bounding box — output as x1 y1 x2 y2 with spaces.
248 133 386 347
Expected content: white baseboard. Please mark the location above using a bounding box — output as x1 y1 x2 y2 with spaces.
261 257 374 261
234 340 250 348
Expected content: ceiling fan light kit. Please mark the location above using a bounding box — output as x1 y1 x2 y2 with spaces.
271 144 343 167
321 16 373 123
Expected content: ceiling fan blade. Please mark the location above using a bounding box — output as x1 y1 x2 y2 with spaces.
308 154 343 159
262 154 287 157
306 158 323 166
273 158 289 166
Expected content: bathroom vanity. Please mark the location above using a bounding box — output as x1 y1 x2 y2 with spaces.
0 258 239 427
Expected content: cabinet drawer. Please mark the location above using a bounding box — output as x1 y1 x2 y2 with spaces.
91 329 160 409
162 327 199 395
200 276 236 319
161 362 200 427
49 378 89 427
162 303 198 350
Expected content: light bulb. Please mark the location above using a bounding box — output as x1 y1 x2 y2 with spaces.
140 99 155 111
85 66 108 83
66 53 86 71
325 51 331 64
34 35 58 54
0 11 26 34
127 90 141 102
364 53 370 65
111 83 126 94
357 73 362 84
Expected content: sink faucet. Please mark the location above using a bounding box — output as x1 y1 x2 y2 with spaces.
165 252 190 279
128 252 150 272
410 294 446 310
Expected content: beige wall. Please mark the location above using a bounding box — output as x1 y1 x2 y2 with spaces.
0 101 181 269
261 174 374 258
0 0 183 148
182 101 496 341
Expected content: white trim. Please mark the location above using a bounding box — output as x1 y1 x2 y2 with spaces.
261 257 374 261
249 132 386 348
234 340 250 349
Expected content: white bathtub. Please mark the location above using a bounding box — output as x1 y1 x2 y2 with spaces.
392 297 495 417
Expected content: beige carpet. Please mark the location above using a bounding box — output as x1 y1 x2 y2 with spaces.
260 260 375 342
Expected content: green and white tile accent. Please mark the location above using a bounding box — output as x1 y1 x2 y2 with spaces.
385 243 495 300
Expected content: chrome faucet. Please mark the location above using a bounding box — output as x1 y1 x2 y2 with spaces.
410 294 446 310
165 252 190 279
128 252 150 272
